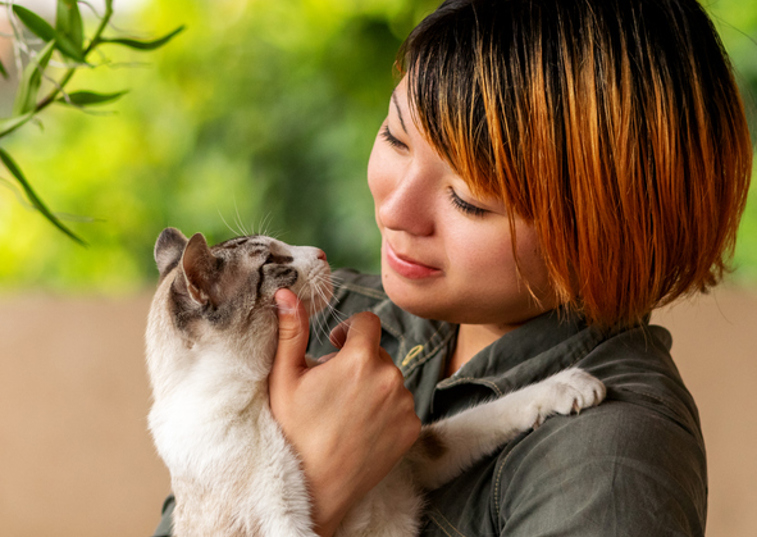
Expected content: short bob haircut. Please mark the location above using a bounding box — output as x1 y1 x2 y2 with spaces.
398 0 753 328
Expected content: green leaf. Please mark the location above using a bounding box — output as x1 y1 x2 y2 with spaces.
1 176 100 225
56 90 128 106
98 25 186 51
0 58 7 80
13 5 56 42
13 40 56 116
53 33 86 62
0 147 85 245
13 5 85 62
0 112 34 138
56 0 84 53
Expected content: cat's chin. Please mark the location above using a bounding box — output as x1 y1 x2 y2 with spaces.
287 265 333 317
298 285 333 317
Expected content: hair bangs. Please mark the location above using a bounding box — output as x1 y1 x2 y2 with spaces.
397 2 524 207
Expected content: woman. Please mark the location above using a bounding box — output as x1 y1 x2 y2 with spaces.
153 0 752 535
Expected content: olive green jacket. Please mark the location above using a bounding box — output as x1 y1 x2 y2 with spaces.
152 269 707 536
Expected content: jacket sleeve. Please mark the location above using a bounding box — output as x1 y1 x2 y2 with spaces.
495 400 707 537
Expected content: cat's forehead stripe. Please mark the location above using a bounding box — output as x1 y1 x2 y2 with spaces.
216 237 271 256
218 237 250 249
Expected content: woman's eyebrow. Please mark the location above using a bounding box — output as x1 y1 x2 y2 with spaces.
391 90 408 134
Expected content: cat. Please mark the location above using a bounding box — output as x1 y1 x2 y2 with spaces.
146 227 606 537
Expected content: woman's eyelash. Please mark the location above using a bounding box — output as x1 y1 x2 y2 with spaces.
381 125 407 149
449 188 487 217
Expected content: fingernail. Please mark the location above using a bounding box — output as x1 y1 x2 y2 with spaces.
274 289 296 315
277 303 296 316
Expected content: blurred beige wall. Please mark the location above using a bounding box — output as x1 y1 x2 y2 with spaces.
0 294 169 537
1 285 755 537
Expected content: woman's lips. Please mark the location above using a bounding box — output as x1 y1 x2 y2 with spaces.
384 241 442 280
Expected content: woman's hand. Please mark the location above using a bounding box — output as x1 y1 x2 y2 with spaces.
268 289 421 537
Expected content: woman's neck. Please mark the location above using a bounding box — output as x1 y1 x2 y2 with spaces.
445 323 510 377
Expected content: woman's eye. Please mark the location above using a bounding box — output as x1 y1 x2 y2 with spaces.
448 188 487 217
381 125 407 150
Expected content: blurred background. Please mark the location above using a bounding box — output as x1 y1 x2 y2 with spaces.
0 0 755 536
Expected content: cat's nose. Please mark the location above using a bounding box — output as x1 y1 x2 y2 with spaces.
316 249 327 262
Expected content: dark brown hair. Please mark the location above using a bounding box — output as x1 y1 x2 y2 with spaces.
398 0 753 327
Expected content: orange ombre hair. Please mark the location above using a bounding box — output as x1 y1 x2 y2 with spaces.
399 0 753 328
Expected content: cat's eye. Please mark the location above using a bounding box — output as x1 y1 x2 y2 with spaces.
448 188 487 217
248 248 268 258
262 252 293 265
262 253 276 265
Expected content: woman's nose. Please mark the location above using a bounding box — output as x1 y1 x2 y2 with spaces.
377 171 434 237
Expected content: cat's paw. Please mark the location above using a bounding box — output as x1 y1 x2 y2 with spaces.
530 368 606 427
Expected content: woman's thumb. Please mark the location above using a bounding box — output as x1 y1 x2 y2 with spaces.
271 288 310 382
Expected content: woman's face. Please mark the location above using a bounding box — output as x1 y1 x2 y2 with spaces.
367 77 556 331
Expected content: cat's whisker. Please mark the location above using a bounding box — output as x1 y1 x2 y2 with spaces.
309 292 329 345
314 296 348 345
303 274 344 345
313 307 340 346
311 311 332 345
218 210 239 238
324 305 348 334
328 272 345 289
256 213 273 238
233 199 249 237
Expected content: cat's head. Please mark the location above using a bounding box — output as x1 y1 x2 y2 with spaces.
152 227 333 344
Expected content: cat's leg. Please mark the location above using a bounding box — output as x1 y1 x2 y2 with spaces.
407 367 605 490
239 430 320 537
336 463 424 537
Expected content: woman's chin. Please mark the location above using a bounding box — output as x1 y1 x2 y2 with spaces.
381 271 448 321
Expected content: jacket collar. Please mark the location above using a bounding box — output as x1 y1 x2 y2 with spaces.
370 298 608 406
438 309 607 397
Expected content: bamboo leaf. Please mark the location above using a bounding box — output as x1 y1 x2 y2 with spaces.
0 147 85 245
13 5 56 42
0 112 34 137
54 33 86 62
0 177 100 224
98 25 185 51
56 0 84 53
13 40 56 116
56 90 128 106
13 5 85 62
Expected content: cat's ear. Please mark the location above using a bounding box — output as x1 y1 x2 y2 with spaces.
182 233 220 306
155 228 188 279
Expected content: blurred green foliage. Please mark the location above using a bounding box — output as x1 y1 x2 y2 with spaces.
0 0 755 293
0 0 184 245
709 0 757 283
